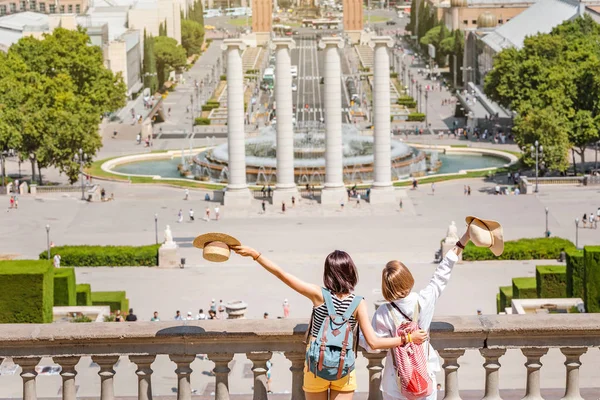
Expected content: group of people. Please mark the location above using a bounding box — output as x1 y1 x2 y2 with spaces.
581 209 600 229
178 206 219 223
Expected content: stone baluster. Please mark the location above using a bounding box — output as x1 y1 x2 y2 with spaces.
130 355 156 400
92 356 120 400
53 356 80 400
169 355 195 400
439 349 465 400
560 348 587 400
208 353 234 400
364 351 387 400
246 351 272 400
480 349 506 400
14 357 41 400
285 352 306 400
521 348 548 400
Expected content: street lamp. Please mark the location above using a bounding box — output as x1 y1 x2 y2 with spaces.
154 214 158 244
74 149 87 200
418 85 422 114
545 207 550 237
45 224 51 260
425 91 429 127
575 218 580 249
530 141 543 193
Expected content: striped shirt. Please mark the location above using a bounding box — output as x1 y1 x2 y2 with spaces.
310 289 358 337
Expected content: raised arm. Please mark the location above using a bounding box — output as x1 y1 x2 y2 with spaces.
232 245 323 305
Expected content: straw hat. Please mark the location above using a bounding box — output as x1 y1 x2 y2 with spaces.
465 216 504 256
193 233 241 262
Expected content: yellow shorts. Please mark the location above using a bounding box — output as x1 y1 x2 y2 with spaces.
303 366 357 393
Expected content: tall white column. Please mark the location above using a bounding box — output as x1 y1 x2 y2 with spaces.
369 36 396 205
222 39 251 207
271 38 299 206
319 37 346 205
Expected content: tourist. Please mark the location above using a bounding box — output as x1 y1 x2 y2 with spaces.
189 208 194 221
205 193 211 201
261 200 266 214
282 202 286 213
101 188 106 201
261 185 266 197
583 213 588 228
136 133 141 144
184 188 189 200
197 309 207 320
263 312 269 319
113 129 118 139
291 196 296 207
218 300 226 319
590 212 596 229
214 206 220 220
186 311 194 320
177 209 183 223
267 185 272 198
53 254 61 268
360 227 472 400
432 183 436 195
126 308 138 321
208 310 217 319
210 299 217 313
283 299 290 318
115 310 124 322
464 185 467 196
266 359 273 393
495 185 500 195
231 245 426 397
174 310 183 320
205 207 210 221
467 186 471 196
340 198 345 210
151 311 160 321
477 309 482 315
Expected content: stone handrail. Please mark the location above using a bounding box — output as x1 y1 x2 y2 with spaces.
1 315 599 400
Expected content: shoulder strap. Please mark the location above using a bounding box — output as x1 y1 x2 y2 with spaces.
322 288 336 317
390 301 412 321
342 295 363 320
386 303 402 328
413 300 420 323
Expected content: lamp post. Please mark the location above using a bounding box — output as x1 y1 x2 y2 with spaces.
418 85 422 114
575 218 580 249
154 213 158 244
530 141 543 193
45 224 50 260
74 149 87 200
545 207 549 237
425 90 429 127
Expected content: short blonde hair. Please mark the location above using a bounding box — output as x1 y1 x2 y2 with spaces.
381 260 415 301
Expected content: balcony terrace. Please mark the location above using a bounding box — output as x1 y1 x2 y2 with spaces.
0 314 599 400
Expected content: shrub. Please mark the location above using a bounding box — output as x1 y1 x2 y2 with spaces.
566 249 584 298
76 284 92 306
535 265 567 298
92 291 129 313
71 315 93 323
462 237 575 261
220 74 226 80
407 112 426 121
201 103 220 111
584 246 600 313
39 245 160 267
54 268 76 306
397 99 417 108
496 293 501 314
0 260 54 323
194 117 211 126
512 277 537 299
499 286 513 312
390 72 398 78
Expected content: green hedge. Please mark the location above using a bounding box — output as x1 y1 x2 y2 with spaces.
566 249 585 298
407 112 426 121
496 293 501 314
535 265 567 298
194 117 211 125
220 74 226 80
76 284 92 306
54 268 76 306
584 246 600 313
463 237 575 261
0 261 54 323
92 291 129 313
201 103 219 111
39 245 160 267
512 277 537 299
397 98 417 108
499 286 513 312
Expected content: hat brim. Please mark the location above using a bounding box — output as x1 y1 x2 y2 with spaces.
465 216 504 256
193 232 241 249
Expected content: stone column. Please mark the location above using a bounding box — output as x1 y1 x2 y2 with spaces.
271 38 299 205
54 356 80 400
222 39 252 207
369 36 396 205
318 37 346 206
246 351 272 400
521 347 548 400
285 352 306 400
439 349 465 400
364 352 387 400
92 356 120 400
130 355 156 400
208 353 234 400
169 355 196 400
479 348 506 400
560 347 587 400
14 357 40 400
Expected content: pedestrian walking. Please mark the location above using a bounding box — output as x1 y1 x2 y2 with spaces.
177 209 183 223
467 186 471 196
282 201 286 213
136 133 141 144
583 213 588 228
53 254 61 268
261 200 266 214
291 196 295 207
214 206 220 220
184 189 189 200
189 208 195 221
283 299 290 318
9 196 14 209
205 207 210 221
432 182 436 195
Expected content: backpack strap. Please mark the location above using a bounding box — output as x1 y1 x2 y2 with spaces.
322 288 337 317
390 301 412 322
413 301 420 324
342 295 363 320
337 323 353 379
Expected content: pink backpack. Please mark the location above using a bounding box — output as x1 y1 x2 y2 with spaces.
386 302 433 400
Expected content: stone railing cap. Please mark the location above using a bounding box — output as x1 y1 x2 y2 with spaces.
221 39 247 51
270 38 296 50
318 37 344 50
369 36 394 49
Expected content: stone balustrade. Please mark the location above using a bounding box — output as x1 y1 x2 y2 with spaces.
1 314 599 400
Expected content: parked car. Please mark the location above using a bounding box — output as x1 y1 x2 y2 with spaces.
292 82 297 91
386 20 397 26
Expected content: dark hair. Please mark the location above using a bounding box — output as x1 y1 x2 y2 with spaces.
323 250 358 294
199 309 204 313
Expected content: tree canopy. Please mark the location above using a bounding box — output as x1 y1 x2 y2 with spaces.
484 16 600 173
0 28 126 184
154 36 187 88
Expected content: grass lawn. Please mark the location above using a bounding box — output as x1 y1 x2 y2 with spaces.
228 17 251 27
364 15 390 23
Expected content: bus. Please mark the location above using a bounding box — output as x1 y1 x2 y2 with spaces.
262 67 275 90
203 8 222 18
273 24 293 36
301 19 341 29
225 7 251 16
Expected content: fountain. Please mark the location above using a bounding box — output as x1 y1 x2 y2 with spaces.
192 124 428 184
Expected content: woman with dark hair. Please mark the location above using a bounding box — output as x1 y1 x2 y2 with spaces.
232 246 427 400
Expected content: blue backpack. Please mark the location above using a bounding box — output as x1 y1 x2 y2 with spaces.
306 288 363 381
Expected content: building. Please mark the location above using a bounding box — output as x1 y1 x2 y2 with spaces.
0 0 89 16
128 0 181 44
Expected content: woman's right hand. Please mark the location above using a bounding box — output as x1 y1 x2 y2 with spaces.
410 329 428 345
231 245 260 260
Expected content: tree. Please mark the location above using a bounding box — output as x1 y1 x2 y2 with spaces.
407 0 417 34
154 36 187 88
143 31 159 93
181 19 205 57
420 23 451 67
159 21 167 37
